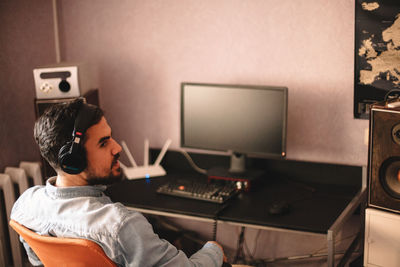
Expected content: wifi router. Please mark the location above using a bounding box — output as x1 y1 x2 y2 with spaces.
120 139 171 180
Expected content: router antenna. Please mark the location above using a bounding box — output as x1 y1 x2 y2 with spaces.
120 138 171 180
154 139 172 166
119 161 127 169
144 139 149 167
121 140 138 167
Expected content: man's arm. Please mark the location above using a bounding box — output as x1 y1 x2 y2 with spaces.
115 211 224 266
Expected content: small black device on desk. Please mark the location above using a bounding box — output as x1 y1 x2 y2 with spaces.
156 179 239 204
268 200 291 215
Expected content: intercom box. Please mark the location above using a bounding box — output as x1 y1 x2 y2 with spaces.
33 62 97 99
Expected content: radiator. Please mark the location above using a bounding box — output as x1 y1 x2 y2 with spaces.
5 168 29 196
0 162 43 267
0 173 21 267
19 161 43 186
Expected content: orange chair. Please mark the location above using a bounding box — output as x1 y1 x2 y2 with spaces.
9 220 116 267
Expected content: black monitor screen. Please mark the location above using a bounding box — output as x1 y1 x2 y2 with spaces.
181 83 287 159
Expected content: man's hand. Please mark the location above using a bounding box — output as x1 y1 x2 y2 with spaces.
208 241 228 263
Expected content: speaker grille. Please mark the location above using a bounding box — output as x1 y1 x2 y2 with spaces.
368 105 400 213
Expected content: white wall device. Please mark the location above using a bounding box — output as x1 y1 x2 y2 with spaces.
33 62 97 99
120 139 172 180
364 208 400 267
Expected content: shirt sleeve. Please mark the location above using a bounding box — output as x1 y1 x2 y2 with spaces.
19 236 43 266
115 211 223 267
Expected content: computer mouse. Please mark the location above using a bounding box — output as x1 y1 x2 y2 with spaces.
268 200 290 215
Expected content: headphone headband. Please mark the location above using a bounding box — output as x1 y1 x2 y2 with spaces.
71 103 96 146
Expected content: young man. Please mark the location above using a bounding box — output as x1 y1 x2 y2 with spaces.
11 99 226 266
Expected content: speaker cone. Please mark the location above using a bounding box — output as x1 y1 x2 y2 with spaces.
392 123 400 145
380 158 400 199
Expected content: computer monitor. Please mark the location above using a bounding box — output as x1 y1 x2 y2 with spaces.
181 82 288 175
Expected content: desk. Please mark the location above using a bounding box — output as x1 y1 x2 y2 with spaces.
106 150 366 267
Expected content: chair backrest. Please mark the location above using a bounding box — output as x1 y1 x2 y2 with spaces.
9 220 117 267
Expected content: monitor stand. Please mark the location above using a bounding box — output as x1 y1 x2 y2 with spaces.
229 152 246 173
206 152 264 191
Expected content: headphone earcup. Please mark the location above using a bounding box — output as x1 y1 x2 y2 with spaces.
58 142 87 174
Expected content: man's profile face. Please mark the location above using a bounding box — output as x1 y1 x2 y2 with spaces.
83 116 123 185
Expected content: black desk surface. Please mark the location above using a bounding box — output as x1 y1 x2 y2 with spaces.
106 150 363 234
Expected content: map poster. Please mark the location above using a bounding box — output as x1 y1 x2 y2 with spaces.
354 0 400 119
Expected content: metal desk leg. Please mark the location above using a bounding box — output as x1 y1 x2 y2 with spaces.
327 188 367 267
326 167 367 267
327 230 335 267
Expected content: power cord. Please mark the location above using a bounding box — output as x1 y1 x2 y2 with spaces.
244 229 260 262
384 89 400 100
311 232 359 255
212 203 230 241
258 249 362 264
178 149 207 174
234 227 246 263
212 220 217 241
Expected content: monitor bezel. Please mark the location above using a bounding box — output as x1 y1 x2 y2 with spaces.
180 82 288 160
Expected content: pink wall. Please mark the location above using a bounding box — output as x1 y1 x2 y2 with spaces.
0 0 55 171
59 0 368 167
0 0 364 262
0 0 366 171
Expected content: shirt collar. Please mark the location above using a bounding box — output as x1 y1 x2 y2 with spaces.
45 176 107 199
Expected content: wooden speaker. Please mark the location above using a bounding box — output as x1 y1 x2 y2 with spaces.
368 100 400 213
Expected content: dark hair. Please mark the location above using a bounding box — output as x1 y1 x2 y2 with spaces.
34 98 104 170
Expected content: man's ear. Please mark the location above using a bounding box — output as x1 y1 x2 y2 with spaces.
80 168 89 178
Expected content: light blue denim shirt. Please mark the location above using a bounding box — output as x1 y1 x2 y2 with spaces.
10 177 223 267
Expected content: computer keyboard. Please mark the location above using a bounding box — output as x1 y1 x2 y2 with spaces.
156 179 239 204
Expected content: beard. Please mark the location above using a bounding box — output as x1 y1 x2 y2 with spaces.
86 169 124 186
86 154 125 186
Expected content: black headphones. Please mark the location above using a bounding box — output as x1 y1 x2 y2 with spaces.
58 100 97 174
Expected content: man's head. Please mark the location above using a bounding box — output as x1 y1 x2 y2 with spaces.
34 99 123 185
